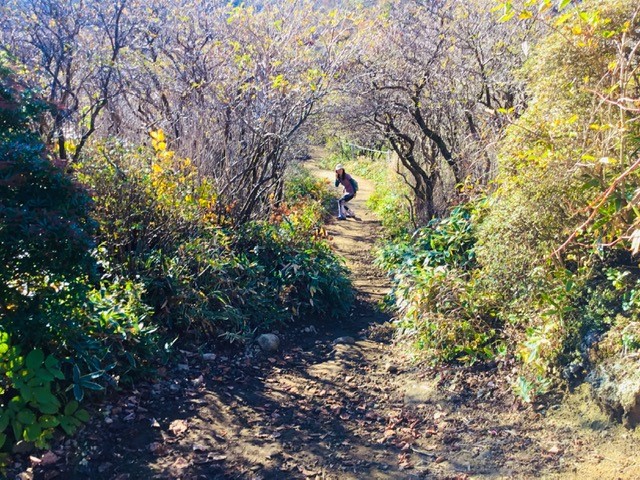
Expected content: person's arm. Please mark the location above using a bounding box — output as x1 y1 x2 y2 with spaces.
335 177 340 188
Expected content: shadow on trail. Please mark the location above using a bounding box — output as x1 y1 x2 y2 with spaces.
28 153 402 480
45 302 399 480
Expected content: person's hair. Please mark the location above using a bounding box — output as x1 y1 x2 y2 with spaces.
336 170 346 181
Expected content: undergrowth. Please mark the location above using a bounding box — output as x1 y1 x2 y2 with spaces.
1 67 351 456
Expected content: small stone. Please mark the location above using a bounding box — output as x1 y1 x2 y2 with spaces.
385 363 398 374
256 334 280 353
333 336 355 345
404 380 447 406
40 452 59 466
202 353 217 361
208 454 228 462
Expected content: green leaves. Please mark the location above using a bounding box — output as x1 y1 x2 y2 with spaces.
17 410 37 426
558 0 572 11
377 201 498 364
69 364 104 402
25 350 45 372
0 335 93 450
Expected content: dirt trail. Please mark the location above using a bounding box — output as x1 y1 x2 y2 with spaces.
306 157 390 306
11 159 400 480
12 156 640 480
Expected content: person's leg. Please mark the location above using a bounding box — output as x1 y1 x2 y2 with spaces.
343 194 355 217
337 198 346 219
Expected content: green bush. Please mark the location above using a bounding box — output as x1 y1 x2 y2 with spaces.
0 61 95 347
77 139 353 341
284 163 335 211
0 61 157 453
0 336 90 450
377 202 499 363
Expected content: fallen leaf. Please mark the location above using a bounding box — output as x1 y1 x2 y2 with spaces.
169 419 188 436
170 457 190 473
548 445 562 454
398 453 413 470
208 454 228 462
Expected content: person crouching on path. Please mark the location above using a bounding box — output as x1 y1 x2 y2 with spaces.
334 164 355 220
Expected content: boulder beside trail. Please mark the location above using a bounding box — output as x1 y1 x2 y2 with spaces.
256 333 280 353
588 355 640 428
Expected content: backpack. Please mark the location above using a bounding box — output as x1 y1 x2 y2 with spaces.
350 177 359 193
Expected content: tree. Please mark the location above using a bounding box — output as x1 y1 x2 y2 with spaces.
342 0 530 222
0 0 137 161
110 0 365 222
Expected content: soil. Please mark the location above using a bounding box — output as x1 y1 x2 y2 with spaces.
8 159 640 480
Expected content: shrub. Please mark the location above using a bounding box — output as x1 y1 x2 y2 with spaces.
377 202 499 364
284 163 335 211
472 0 640 397
0 61 157 453
77 138 353 341
0 60 95 347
